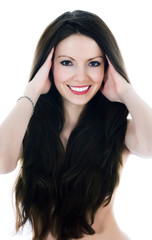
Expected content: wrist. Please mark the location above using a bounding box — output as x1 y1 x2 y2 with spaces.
23 81 41 105
17 96 35 115
118 83 133 104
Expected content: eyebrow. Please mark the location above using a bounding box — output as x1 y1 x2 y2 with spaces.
58 55 104 61
88 56 104 61
58 55 75 60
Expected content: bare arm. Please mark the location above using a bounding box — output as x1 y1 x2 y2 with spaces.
123 87 152 158
0 49 54 173
102 57 152 158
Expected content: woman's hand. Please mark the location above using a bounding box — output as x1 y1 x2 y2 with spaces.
101 56 131 103
31 48 54 95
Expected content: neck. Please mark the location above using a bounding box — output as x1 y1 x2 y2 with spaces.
63 100 85 128
60 100 85 149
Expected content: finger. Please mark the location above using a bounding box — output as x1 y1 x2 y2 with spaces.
105 55 117 75
105 55 113 67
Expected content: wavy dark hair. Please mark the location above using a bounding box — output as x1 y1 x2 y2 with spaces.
15 10 130 240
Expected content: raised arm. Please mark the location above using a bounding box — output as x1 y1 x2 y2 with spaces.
0 48 54 173
101 57 152 158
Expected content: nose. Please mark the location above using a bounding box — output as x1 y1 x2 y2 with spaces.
73 65 88 82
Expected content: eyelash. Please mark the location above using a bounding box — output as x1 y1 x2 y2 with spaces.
60 60 101 67
60 60 72 66
89 61 101 67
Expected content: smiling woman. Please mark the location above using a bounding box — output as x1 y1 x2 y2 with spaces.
0 9 152 240
53 34 105 106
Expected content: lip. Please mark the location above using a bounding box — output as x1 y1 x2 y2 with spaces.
68 85 90 88
67 85 91 95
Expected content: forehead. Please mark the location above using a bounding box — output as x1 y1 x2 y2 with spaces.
55 34 103 57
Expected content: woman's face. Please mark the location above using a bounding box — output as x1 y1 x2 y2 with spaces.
53 34 105 107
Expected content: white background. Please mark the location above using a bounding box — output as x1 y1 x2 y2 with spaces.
0 0 152 239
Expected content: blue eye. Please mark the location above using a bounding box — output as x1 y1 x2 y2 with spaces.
89 61 101 67
61 60 72 66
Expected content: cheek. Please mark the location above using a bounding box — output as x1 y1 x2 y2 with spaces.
53 65 63 86
53 65 70 85
92 70 104 85
90 65 104 79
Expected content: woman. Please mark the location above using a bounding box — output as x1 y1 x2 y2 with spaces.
0 10 152 240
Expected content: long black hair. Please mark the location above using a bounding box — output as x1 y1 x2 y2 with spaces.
15 10 130 240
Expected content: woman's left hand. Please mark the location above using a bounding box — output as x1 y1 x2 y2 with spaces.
101 56 131 103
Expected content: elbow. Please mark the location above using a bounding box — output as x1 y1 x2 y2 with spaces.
144 146 152 158
126 138 152 159
133 145 152 159
0 151 17 174
139 140 152 158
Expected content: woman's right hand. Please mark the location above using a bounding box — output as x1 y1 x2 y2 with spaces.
0 48 54 173
30 48 54 95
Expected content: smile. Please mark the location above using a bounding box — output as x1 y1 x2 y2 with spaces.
68 85 91 95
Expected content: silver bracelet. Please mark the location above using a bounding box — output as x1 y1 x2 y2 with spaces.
17 96 35 114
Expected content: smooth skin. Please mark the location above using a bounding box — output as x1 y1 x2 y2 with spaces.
0 34 152 240
53 34 105 145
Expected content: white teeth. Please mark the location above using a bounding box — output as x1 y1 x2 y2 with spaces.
69 86 90 92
